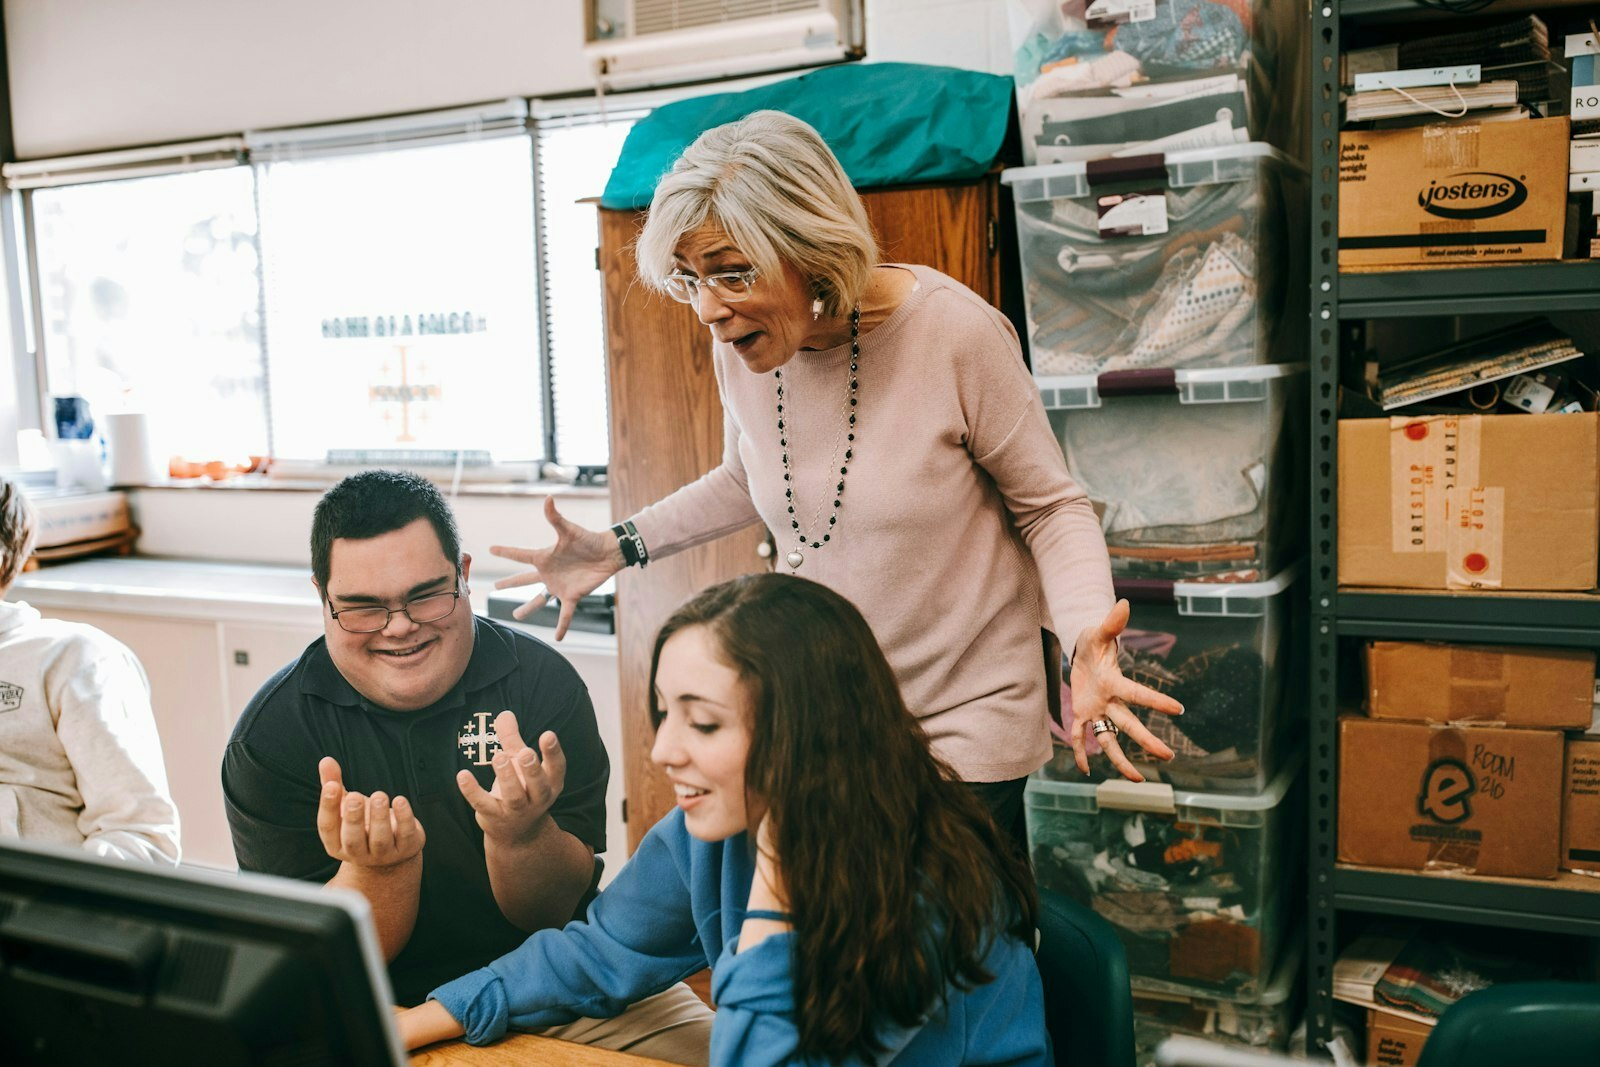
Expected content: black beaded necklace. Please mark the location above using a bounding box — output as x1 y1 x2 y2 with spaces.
775 306 859 571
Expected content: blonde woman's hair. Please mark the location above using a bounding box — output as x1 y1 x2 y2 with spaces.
634 111 878 318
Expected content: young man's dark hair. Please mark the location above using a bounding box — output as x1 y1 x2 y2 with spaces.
310 469 462 591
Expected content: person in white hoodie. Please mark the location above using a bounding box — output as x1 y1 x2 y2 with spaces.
0 477 179 864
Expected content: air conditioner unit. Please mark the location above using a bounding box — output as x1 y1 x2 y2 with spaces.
586 0 864 93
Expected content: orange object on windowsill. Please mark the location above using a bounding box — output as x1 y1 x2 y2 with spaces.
169 455 269 481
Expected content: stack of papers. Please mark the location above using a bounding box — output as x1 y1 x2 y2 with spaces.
1027 73 1251 164
1345 80 1520 122
1332 923 1412 1006
1375 321 1583 411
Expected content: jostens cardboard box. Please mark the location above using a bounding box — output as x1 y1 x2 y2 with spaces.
1365 641 1596 728
1338 717 1563 879
1366 1005 1435 1067
1338 413 1600 590
1563 738 1600 874
1340 117 1570 266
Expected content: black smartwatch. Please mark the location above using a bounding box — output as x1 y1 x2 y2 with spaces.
611 520 649 568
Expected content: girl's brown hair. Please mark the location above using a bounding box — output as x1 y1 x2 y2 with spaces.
649 574 1037 1062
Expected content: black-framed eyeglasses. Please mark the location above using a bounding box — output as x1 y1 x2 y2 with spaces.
328 585 464 634
663 267 761 304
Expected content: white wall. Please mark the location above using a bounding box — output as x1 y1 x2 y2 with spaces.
4 0 594 159
867 0 1013 76
4 0 1015 159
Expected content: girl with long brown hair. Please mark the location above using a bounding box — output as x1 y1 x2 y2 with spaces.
398 573 1049 1064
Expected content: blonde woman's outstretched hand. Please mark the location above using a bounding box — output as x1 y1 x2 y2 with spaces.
1068 599 1186 782
490 496 624 640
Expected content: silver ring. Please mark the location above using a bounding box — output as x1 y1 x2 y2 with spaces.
1089 718 1119 739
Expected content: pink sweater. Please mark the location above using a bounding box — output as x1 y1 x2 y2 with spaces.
631 265 1113 781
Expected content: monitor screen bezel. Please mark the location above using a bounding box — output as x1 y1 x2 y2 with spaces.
0 838 407 1065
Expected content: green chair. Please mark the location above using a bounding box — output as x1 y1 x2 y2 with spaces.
1416 981 1600 1067
1035 887 1136 1067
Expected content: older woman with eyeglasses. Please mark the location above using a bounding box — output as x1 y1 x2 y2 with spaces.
493 111 1182 843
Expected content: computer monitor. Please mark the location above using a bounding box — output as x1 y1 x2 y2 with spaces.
0 839 405 1066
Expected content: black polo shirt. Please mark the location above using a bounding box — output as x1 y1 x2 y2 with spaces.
222 616 607 1006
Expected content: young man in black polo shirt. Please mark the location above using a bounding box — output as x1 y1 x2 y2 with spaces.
223 470 711 1062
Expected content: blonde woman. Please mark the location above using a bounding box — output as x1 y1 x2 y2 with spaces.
495 111 1182 845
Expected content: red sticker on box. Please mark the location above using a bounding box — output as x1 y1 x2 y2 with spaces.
1446 485 1505 589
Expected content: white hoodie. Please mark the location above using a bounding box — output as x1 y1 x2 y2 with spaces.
0 599 179 863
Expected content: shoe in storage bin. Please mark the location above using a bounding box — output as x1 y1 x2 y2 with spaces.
1026 754 1302 998
1046 563 1302 793
1132 928 1302 1064
1009 0 1306 165
1002 145 1306 375
1042 364 1305 582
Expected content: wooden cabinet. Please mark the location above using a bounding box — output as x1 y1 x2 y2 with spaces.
599 175 1010 852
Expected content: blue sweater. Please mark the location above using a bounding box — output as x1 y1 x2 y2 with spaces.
430 809 1050 1065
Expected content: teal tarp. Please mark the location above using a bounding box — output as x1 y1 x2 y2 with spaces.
600 62 1013 210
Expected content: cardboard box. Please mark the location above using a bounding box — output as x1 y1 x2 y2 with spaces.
1367 1005 1435 1067
1366 641 1596 728
1338 414 1600 591
1340 117 1570 266
1564 738 1600 874
1339 718 1563 879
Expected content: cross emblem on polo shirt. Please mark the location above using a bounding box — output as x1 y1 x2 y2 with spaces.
456 711 503 766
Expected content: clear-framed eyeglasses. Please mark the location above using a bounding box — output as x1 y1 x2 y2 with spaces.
328 584 464 634
663 267 761 304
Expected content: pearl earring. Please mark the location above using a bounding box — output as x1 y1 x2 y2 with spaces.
811 297 823 321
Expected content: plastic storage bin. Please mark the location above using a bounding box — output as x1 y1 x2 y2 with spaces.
1045 563 1302 792
1132 931 1302 1064
1026 754 1302 998
1042 364 1304 582
1009 0 1306 166
1002 145 1306 376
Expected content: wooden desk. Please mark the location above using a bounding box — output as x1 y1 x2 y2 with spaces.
410 1032 679 1066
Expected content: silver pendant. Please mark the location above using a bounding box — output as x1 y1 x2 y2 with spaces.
785 549 804 570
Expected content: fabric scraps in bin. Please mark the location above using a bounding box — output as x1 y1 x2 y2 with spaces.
1032 50 1144 96
1059 399 1271 539
1126 233 1256 365
1044 628 1273 786
1016 0 1267 102
1112 0 1250 75
1109 543 1262 583
1168 647 1264 753
1019 169 1280 374
1170 919 1262 983
1029 805 1273 994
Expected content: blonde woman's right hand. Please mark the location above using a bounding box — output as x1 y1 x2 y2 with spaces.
490 496 624 640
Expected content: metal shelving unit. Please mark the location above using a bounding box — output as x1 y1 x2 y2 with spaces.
1335 868 1600 937
1307 0 1600 1050
1339 261 1600 318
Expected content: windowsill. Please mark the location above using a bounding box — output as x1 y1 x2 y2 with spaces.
124 477 610 499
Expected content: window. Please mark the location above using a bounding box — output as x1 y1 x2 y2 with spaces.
256 136 542 462
30 167 266 460
9 100 646 475
536 111 640 468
